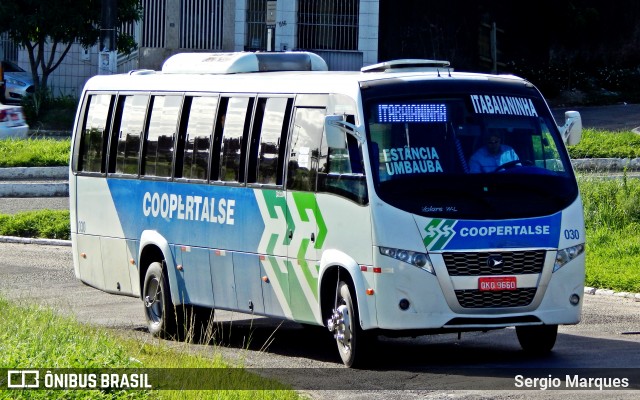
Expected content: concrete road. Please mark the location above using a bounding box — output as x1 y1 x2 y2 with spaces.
0 197 68 214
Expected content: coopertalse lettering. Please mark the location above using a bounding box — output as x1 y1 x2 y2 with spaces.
142 191 235 225
460 224 550 237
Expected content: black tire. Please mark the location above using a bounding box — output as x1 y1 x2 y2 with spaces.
143 261 180 339
335 281 371 368
516 324 558 353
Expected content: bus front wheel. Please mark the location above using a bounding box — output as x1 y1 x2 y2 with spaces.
516 324 558 353
143 261 179 339
329 281 370 368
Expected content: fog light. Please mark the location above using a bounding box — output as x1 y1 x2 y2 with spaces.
399 298 410 310
570 293 580 306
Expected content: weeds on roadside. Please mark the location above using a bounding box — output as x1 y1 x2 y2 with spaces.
0 138 70 167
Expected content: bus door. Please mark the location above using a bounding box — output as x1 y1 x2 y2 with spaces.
285 104 326 324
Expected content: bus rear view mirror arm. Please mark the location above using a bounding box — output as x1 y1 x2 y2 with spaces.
325 115 362 149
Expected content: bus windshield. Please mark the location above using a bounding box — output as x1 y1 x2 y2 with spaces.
365 96 579 220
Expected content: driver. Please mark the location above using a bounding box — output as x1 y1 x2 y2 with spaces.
469 133 519 173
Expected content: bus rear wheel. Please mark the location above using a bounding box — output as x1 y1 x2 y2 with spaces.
516 324 558 353
143 261 180 339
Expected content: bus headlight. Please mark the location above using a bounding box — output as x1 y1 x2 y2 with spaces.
554 243 585 272
379 247 435 274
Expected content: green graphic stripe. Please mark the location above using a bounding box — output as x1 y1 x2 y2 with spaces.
262 190 295 245
266 232 279 255
296 238 318 300
291 192 327 249
433 219 456 249
287 259 316 323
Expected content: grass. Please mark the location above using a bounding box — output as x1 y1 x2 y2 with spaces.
0 210 70 240
0 138 70 167
577 174 640 293
567 128 640 158
0 295 302 399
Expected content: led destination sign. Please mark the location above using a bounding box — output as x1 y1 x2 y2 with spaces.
377 103 448 123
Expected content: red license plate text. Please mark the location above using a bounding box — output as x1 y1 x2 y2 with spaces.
478 276 517 291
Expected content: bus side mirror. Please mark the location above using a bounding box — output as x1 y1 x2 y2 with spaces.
560 111 582 146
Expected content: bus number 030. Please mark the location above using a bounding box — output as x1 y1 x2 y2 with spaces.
564 229 580 240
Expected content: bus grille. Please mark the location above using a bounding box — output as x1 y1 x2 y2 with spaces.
443 250 545 276
454 288 537 308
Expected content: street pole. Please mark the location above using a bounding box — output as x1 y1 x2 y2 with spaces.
99 0 117 75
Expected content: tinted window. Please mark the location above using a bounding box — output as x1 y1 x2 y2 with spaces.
218 97 253 183
115 95 148 175
144 95 181 177
286 107 324 192
79 94 112 173
181 96 218 180
249 97 291 185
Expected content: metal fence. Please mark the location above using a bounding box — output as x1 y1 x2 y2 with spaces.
297 0 359 51
0 32 19 62
181 0 224 49
245 0 267 51
142 0 166 48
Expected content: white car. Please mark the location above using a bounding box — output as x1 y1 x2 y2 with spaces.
0 103 29 139
2 60 35 104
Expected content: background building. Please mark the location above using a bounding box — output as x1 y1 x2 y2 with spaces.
1 0 380 99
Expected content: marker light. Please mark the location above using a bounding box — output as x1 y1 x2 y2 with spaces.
554 244 585 272
379 246 435 274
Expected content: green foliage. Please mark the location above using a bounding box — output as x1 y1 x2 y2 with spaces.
0 210 70 240
578 176 640 293
0 297 149 399
567 128 640 158
0 295 301 399
22 90 79 129
0 138 70 167
0 0 142 92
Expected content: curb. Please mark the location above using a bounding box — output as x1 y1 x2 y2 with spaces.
0 166 67 180
584 286 640 301
0 183 69 197
0 235 71 247
0 166 68 197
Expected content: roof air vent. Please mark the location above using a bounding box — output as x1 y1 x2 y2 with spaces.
162 52 328 74
361 59 451 73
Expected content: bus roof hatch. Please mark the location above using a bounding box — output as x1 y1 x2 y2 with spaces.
162 52 328 74
361 59 451 73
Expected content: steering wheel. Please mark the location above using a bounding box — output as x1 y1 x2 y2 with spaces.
494 159 532 172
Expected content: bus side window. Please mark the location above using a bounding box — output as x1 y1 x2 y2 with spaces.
286 107 325 192
247 97 292 186
217 97 253 184
143 95 181 178
77 94 113 173
318 129 368 205
112 94 149 175
177 96 217 180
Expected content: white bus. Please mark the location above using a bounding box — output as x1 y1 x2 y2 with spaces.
70 52 585 367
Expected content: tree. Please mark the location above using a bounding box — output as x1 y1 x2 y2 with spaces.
0 0 142 95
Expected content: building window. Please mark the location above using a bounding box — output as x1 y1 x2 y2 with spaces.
181 0 224 49
297 0 359 51
141 0 166 48
245 0 268 51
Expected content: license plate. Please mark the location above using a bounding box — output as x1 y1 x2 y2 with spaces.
478 276 517 291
